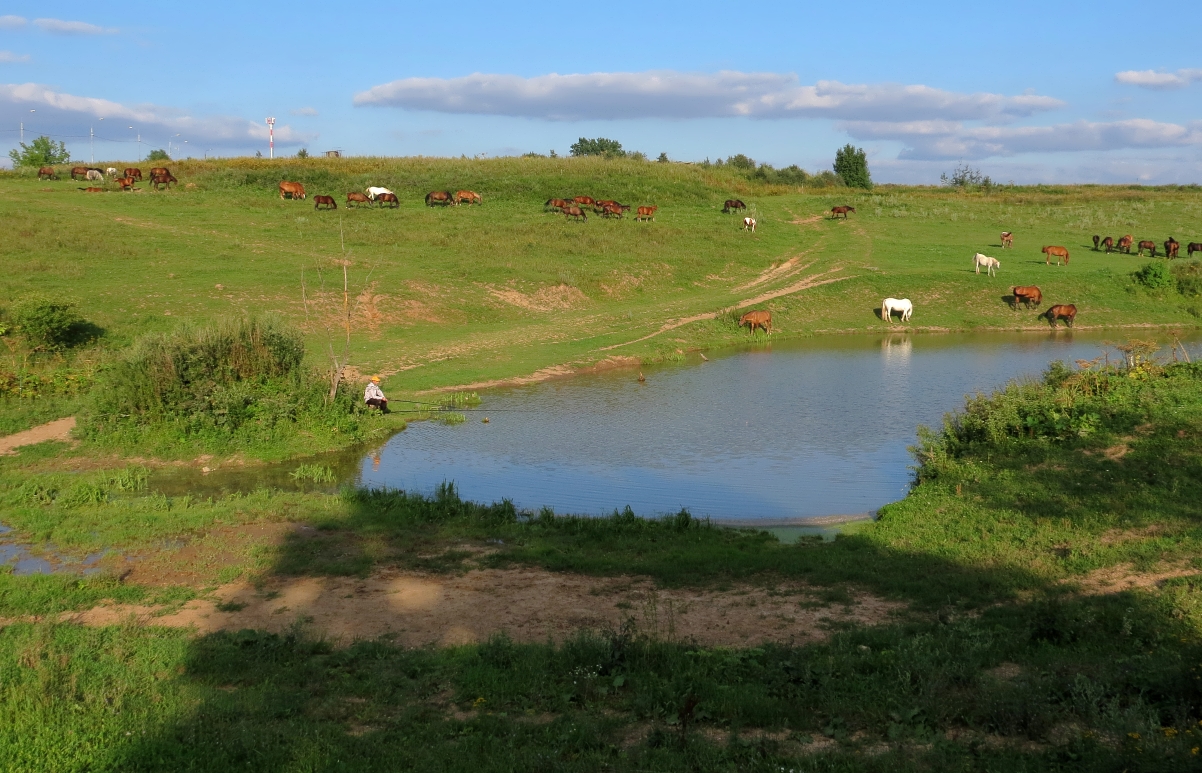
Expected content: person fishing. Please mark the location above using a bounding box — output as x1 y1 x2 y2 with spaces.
364 375 389 413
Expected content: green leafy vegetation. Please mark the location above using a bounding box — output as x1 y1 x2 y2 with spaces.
8 294 84 351
7 135 70 167
1134 260 1173 290
569 137 626 157
146 148 170 162
833 143 872 189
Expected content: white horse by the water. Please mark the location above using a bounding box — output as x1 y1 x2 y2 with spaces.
973 253 1000 276
881 297 913 324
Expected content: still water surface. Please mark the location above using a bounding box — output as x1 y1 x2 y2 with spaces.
358 331 1199 522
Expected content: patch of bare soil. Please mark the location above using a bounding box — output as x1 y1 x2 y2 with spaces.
1069 562 1200 595
486 283 589 312
63 568 902 647
0 417 76 455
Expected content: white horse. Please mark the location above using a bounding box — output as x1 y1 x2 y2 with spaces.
86 169 103 182
742 217 756 232
973 253 1000 277
881 297 913 324
366 186 394 201
105 167 119 176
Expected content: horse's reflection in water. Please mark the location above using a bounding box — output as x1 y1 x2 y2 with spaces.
882 334 913 364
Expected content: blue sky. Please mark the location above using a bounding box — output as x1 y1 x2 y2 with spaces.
2 1 1201 183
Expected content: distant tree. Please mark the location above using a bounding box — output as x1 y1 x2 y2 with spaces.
8 135 70 167
296 148 309 159
569 137 625 157
657 152 669 163
726 154 756 170
255 150 263 159
941 162 993 190
549 149 558 158
833 144 873 189
629 151 648 162
147 148 170 162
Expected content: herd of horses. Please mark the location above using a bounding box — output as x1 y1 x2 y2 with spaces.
544 196 659 222
36 165 178 192
1091 233 1199 259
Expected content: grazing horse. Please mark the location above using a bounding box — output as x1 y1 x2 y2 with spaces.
1044 304 1077 328
881 298 913 324
86 169 103 182
279 181 306 200
1117 234 1134 254
562 206 587 221
149 167 171 179
1100 236 1114 253
599 204 624 218
425 190 454 206
1011 285 1042 310
313 195 337 210
738 310 771 334
1001 231 1014 249
105 167 119 177
366 187 394 201
70 166 89 180
1137 240 1157 257
79 187 105 193
124 168 142 181
573 195 597 207
742 217 756 232
346 192 371 207
151 172 178 190
635 205 658 221
454 190 482 205
1189 242 1202 258
545 198 569 212
1092 235 1100 251
974 253 1000 276
723 199 747 213
37 166 57 180
1042 245 1070 266
376 192 399 208
1165 238 1180 259
114 176 137 191
831 206 856 219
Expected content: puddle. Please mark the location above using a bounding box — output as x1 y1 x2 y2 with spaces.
0 523 112 576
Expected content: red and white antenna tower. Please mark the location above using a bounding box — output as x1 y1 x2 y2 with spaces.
266 117 275 158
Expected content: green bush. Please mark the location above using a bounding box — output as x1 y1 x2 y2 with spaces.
833 143 873 189
147 149 170 162
7 135 70 167
9 295 82 350
569 137 625 157
1173 260 1202 297
1133 260 1172 290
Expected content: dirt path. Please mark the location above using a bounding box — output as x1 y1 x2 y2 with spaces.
0 416 76 455
58 567 901 647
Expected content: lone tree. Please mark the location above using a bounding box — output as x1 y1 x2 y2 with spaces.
8 135 71 167
147 148 170 162
570 137 625 157
833 144 872 189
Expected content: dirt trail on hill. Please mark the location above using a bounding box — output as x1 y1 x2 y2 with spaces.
0 417 76 455
59 568 901 647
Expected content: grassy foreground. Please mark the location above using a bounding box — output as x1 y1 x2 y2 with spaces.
2 157 1200 450
1 351 1201 770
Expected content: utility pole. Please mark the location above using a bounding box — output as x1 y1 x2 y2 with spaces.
19 122 22 143
266 117 275 159
90 126 94 163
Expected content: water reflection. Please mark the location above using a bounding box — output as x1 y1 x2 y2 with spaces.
358 331 1199 522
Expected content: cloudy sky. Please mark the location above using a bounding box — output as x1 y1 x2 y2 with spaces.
1 1 1200 183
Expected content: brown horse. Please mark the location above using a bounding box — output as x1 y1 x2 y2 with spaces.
279 181 306 200
114 176 137 191
151 172 178 190
1001 231 1013 248
1165 238 1180 259
544 198 569 211
831 206 856 219
1042 245 1070 266
1117 234 1134 254
70 166 89 180
425 190 453 206
1100 236 1114 253
79 187 105 193
738 310 772 334
598 204 624 218
722 199 746 213
635 205 658 221
37 166 58 180
573 195 597 207
376 192 399 208
562 206 587 222
1189 242 1202 258
454 190 482 205
1092 235 1100 251
346 192 371 207
1011 285 1042 310
314 195 337 210
1137 240 1157 257
1044 304 1077 328
149 167 171 179
124 167 143 181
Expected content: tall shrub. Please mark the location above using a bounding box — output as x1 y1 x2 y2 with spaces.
833 144 873 189
10 295 81 350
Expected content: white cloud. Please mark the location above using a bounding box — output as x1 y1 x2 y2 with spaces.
0 51 30 63
290 106 319 116
0 83 311 147
354 70 1063 122
843 118 1202 160
0 15 26 29
1115 69 1202 90
32 18 117 35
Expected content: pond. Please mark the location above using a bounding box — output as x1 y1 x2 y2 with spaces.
354 330 1200 524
